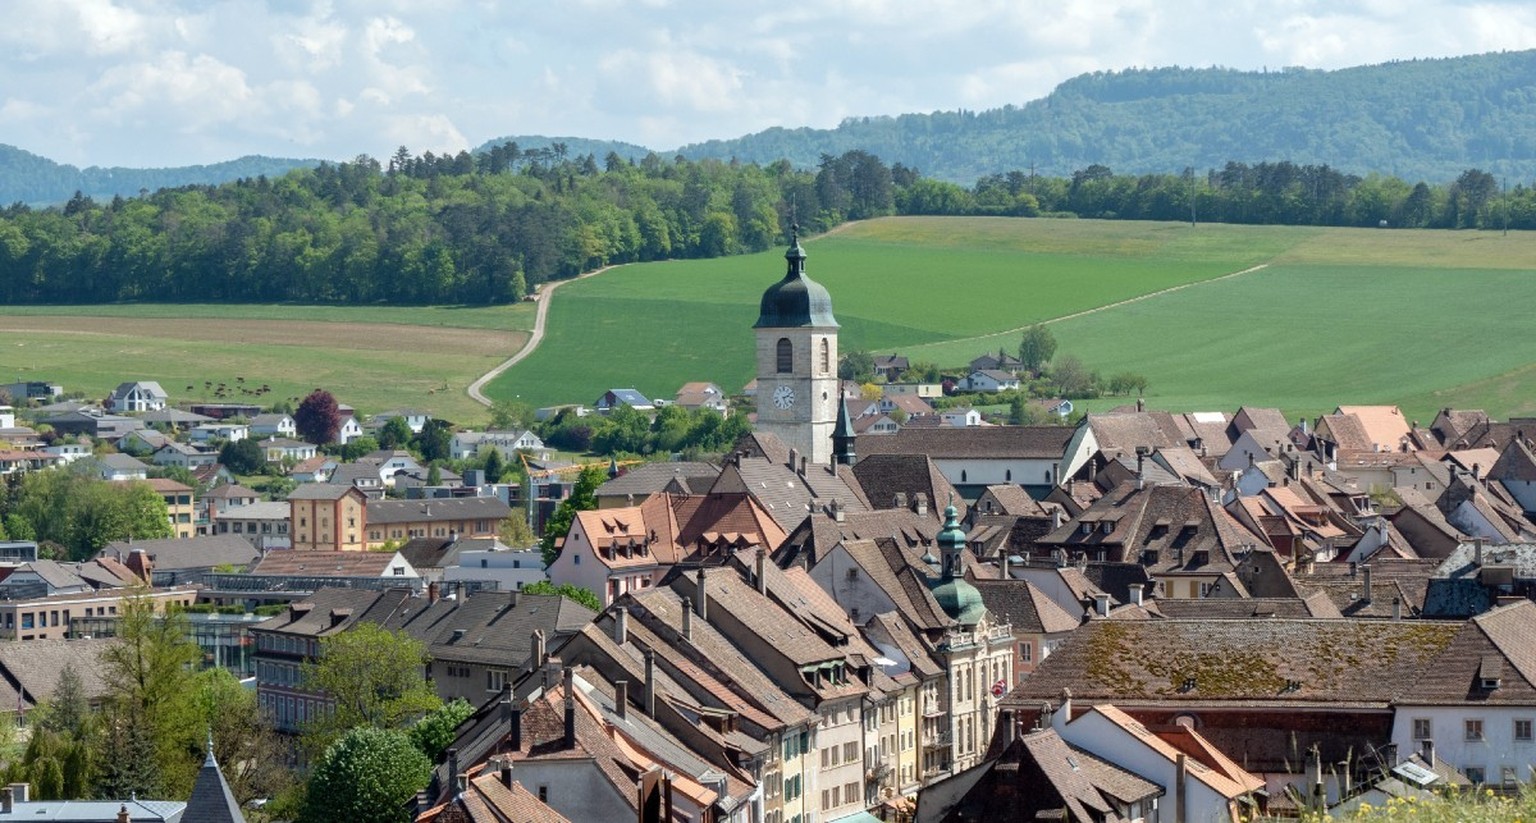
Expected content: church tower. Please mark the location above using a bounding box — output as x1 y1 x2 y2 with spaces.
754 226 839 465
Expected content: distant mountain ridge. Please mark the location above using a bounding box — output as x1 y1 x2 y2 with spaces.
11 50 1536 206
672 50 1536 184
0 145 323 206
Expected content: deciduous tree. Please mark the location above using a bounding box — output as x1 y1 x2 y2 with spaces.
294 389 342 445
300 623 440 757
1018 325 1057 374
301 727 431 823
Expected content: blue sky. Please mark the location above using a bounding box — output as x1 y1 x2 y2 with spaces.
4 0 1535 168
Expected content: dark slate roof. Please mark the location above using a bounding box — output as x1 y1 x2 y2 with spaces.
972 579 1081 634
928 728 1122 823
595 461 720 502
753 234 838 329
367 496 511 524
101 535 261 571
855 426 1076 460
1408 600 1536 705
850 453 957 512
1007 618 1461 709
185 745 245 823
424 590 595 667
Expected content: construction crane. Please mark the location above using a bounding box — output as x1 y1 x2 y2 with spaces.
516 453 644 528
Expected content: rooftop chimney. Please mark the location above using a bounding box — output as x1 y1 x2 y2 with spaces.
615 679 628 720
787 448 800 471
428 581 440 604
447 748 461 793
644 649 656 716
682 596 693 640
799 456 807 476
694 568 707 620
116 805 129 823
500 757 513 789
533 629 547 669
563 669 576 748
1093 593 1110 617
614 606 628 645
756 549 768 595
1129 583 1144 607
1362 565 1373 604
1000 553 1010 580
1392 596 1402 621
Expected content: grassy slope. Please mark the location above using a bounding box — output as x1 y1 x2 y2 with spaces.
490 218 1295 406
0 302 535 423
496 217 1536 422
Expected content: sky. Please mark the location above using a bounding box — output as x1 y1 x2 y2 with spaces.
4 0 1536 169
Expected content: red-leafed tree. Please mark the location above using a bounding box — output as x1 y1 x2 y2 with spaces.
294 389 342 445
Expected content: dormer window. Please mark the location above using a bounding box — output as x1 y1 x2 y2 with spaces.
1480 656 1504 691
1080 523 1093 535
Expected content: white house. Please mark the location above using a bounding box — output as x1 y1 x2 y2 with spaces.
858 427 1076 493
92 453 149 482
189 423 249 444
1053 703 1263 823
259 437 317 464
450 429 546 461
248 413 297 439
443 547 547 591
151 441 219 469
336 415 364 445
1389 600 1536 788
107 381 169 413
372 409 430 434
961 370 1021 393
41 442 90 464
941 408 984 428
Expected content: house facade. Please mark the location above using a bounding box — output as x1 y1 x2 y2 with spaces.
288 484 368 551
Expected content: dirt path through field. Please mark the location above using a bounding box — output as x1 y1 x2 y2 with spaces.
926 262 1271 351
467 264 621 407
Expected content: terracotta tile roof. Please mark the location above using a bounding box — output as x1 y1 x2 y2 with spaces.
251 550 403 578
855 426 1075 460
1011 618 1461 708
1073 705 1263 800
1317 414 1374 452
1336 405 1412 451
1232 406 1292 435
977 484 1045 517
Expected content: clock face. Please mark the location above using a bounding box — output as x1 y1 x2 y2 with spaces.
772 385 797 410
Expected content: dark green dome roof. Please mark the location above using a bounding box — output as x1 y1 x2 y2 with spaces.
754 230 839 329
928 501 986 626
929 574 986 626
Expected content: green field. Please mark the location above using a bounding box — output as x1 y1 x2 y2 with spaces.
489 217 1536 422
9 217 1536 428
0 302 535 424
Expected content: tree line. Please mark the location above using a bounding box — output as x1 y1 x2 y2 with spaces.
1 146 1532 307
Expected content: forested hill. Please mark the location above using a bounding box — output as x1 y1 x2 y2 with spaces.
0 144 322 207
676 50 1536 184
470 135 654 163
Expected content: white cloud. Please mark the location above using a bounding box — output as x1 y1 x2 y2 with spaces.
2 0 1536 167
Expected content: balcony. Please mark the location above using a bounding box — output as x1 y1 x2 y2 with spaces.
922 730 952 749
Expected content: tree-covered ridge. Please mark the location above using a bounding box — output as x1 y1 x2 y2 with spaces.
0 147 825 306
2 145 1533 308
0 144 322 208
677 50 1536 183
